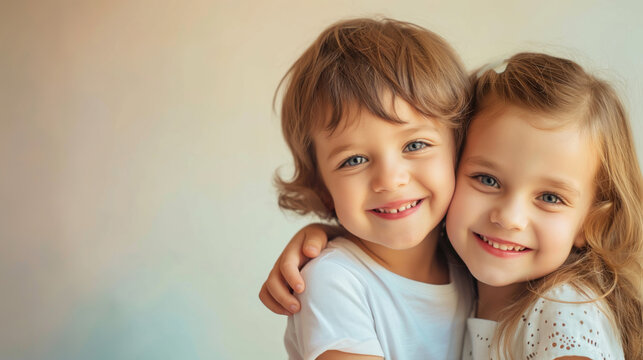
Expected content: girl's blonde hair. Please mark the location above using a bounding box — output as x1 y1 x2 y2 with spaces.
472 53 643 359
274 18 470 220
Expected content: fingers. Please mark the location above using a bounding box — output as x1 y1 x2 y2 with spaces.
266 262 301 313
279 228 313 293
301 226 328 258
280 255 305 294
259 282 292 316
258 224 330 316
279 224 329 292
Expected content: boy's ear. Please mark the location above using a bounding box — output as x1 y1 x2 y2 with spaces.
321 192 334 211
316 185 334 212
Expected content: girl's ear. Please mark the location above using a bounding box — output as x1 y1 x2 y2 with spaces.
573 232 587 248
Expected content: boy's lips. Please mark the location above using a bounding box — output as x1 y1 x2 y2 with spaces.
474 232 531 252
371 199 422 214
368 198 424 219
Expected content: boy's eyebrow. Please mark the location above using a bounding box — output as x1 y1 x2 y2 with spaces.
400 123 441 134
326 144 353 161
325 124 440 161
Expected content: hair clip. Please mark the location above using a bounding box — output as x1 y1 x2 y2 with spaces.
475 59 508 78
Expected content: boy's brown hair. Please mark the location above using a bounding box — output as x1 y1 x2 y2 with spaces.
275 18 471 220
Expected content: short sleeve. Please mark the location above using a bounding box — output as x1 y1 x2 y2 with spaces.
284 259 384 360
519 287 624 360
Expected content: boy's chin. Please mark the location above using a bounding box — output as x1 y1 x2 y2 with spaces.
373 233 433 251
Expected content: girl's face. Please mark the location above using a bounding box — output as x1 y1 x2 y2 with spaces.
314 96 456 251
446 103 598 287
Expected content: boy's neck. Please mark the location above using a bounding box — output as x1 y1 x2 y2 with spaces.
348 228 449 285
475 281 526 321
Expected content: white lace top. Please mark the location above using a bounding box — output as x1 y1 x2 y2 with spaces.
462 284 624 360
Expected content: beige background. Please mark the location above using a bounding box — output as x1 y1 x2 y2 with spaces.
1 0 641 359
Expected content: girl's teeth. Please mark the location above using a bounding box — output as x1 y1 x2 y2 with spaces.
480 234 526 252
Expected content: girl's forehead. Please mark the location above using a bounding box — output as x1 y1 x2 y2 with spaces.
469 101 586 137
462 103 600 191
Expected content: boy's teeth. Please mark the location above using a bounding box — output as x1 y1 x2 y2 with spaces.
479 234 526 252
375 200 419 214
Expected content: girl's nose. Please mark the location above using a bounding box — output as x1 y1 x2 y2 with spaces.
489 196 528 231
371 159 410 193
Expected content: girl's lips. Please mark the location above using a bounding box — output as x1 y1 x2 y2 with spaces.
474 232 532 257
476 233 529 250
368 198 424 219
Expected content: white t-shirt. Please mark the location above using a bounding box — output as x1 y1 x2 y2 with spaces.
462 284 624 360
284 237 474 360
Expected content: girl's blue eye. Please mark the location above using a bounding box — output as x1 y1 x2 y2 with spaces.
404 141 428 152
477 175 499 188
540 193 562 204
340 155 367 168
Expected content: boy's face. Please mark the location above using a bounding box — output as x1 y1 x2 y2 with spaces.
313 97 456 251
446 103 598 287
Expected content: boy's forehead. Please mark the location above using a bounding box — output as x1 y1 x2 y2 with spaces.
317 96 449 137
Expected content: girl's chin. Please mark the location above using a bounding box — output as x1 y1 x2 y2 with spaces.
474 276 529 291
472 274 518 288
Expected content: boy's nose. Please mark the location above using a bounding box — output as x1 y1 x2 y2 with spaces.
489 196 528 231
371 160 410 192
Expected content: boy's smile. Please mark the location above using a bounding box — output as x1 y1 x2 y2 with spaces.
313 97 456 257
369 198 423 218
446 103 598 287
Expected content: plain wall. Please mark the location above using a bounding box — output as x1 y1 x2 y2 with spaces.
1 1 641 359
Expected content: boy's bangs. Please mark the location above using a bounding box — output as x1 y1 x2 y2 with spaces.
315 71 458 136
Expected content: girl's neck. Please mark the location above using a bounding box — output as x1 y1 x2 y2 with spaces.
348 229 449 285
476 281 527 321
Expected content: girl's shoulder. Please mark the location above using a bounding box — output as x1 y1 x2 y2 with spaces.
541 282 604 302
516 283 624 359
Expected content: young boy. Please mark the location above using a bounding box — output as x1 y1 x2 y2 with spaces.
273 18 473 359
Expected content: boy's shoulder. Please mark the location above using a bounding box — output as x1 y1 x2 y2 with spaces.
300 237 373 288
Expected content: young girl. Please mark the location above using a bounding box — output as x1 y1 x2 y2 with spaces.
260 53 643 359
271 18 475 359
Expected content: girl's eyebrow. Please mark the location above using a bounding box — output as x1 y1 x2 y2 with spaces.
539 178 582 199
461 156 498 170
464 156 582 199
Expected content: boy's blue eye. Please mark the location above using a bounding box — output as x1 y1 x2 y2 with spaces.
340 155 367 168
540 193 562 204
477 175 499 188
404 141 428 152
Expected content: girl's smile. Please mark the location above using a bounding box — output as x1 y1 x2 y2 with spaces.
474 233 530 256
446 102 599 288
